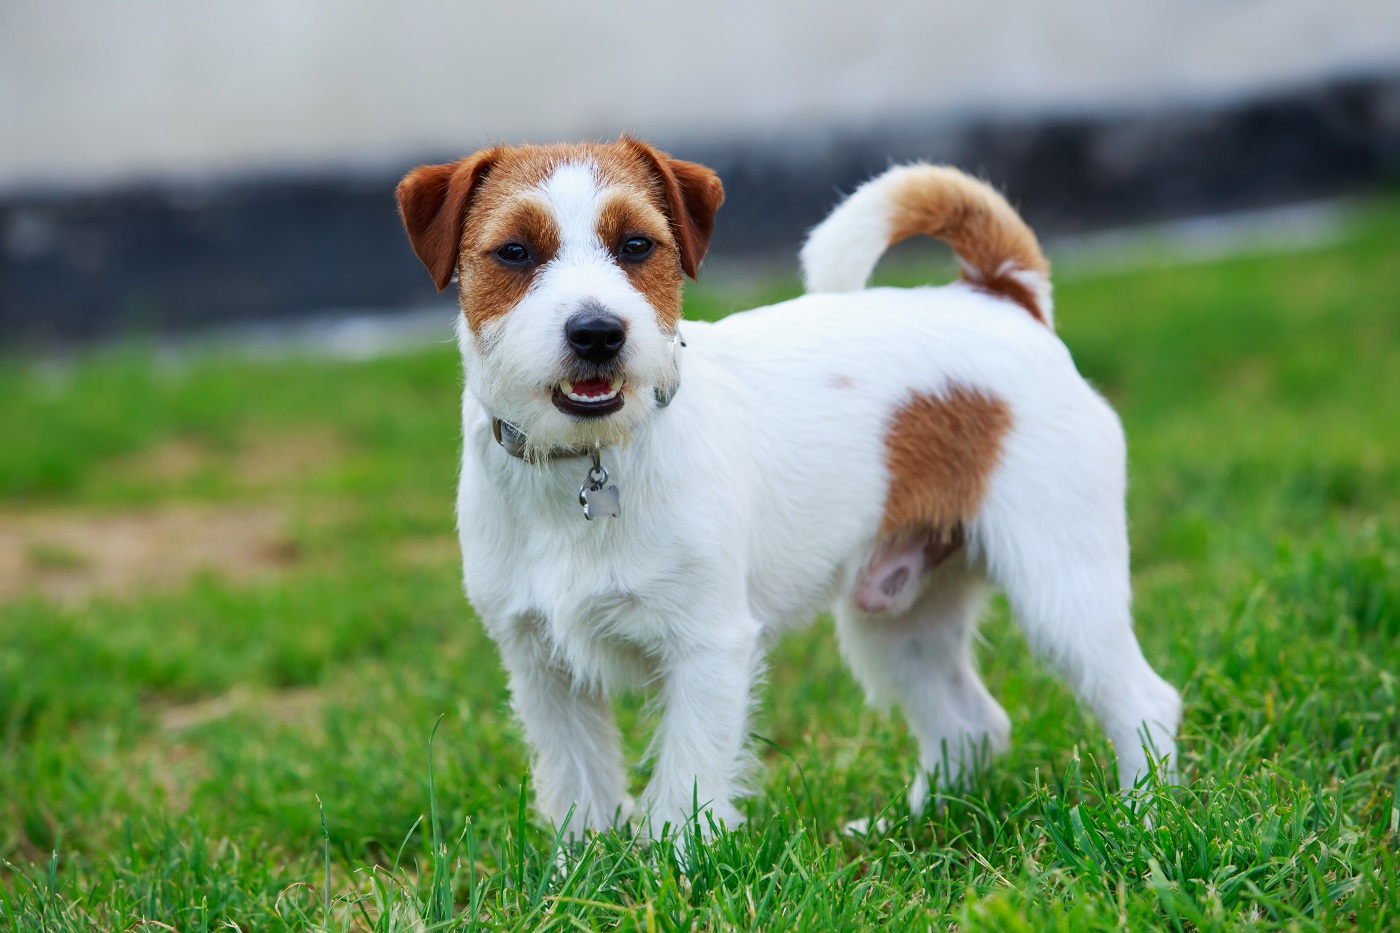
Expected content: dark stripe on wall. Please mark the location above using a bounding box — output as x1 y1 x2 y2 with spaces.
3 75 1398 345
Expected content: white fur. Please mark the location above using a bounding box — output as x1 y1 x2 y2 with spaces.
799 166 906 294
455 162 1180 837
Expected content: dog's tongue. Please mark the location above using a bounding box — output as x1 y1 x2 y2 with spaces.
571 377 614 396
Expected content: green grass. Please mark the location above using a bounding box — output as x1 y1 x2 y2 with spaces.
2 201 1399 930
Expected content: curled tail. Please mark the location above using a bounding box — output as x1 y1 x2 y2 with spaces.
800 164 1053 326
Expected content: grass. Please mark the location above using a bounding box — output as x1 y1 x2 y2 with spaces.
2 200 1398 930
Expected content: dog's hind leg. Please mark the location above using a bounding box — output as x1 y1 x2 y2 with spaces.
974 444 1182 793
836 557 1009 816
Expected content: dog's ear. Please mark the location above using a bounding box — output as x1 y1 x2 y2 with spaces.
623 138 725 279
396 149 500 291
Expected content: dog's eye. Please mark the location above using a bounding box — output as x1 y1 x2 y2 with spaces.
495 243 530 264
619 236 653 260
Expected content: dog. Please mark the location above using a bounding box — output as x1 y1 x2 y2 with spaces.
395 138 1181 836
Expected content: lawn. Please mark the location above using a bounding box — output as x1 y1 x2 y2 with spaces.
2 201 1398 931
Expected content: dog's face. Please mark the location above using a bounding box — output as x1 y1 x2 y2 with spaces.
397 140 724 454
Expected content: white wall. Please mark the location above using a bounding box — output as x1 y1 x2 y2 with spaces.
2 0 1397 189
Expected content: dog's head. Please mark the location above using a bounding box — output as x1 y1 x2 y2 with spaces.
396 139 724 454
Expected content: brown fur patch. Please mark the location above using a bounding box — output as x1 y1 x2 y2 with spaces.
887 166 1049 323
597 189 684 328
880 385 1012 535
458 195 561 331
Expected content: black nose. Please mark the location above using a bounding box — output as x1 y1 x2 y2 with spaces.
564 310 627 364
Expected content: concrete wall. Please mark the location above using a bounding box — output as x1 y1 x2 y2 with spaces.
3 0 1399 190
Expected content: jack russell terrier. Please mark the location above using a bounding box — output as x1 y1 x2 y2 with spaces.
395 138 1181 837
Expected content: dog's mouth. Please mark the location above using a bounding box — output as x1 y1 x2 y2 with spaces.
552 377 626 417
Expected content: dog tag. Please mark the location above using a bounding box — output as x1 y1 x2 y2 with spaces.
578 454 620 521
580 481 620 520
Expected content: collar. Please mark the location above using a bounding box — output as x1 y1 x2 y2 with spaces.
490 329 684 463
491 416 593 462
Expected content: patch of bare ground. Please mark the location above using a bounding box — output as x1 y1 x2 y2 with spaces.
0 502 298 605
120 436 209 484
110 428 345 491
129 685 323 815
158 684 324 733
132 737 209 815
234 429 344 489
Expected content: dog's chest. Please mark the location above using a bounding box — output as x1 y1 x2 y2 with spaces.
460 471 713 679
481 546 686 688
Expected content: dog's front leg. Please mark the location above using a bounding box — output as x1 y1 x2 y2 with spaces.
641 618 761 838
495 627 630 837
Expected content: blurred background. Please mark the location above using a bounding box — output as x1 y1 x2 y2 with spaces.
2 0 1398 346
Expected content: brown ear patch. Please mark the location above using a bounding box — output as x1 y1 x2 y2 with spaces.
396 149 501 291
620 137 725 279
880 384 1012 535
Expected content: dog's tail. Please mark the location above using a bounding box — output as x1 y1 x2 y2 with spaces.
799 164 1052 326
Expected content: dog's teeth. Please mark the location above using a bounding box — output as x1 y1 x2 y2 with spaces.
561 380 621 403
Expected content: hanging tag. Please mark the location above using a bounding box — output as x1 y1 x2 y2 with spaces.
578 451 620 521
